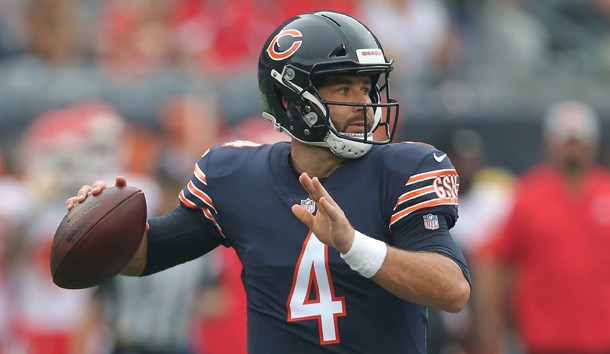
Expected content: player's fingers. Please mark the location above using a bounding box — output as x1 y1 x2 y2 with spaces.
115 176 127 188
298 173 315 197
66 180 112 210
90 180 109 195
77 185 94 199
309 177 339 208
66 184 93 209
317 197 341 222
66 196 79 210
298 173 334 205
318 197 354 253
291 205 315 228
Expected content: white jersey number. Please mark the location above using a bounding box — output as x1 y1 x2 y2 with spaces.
287 232 346 344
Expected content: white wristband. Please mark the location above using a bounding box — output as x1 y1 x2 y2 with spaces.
340 230 388 278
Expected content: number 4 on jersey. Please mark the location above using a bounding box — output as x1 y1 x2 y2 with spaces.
287 232 346 344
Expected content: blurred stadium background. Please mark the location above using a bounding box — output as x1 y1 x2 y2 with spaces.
0 0 608 174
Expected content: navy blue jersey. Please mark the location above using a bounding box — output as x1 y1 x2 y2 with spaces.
178 141 468 354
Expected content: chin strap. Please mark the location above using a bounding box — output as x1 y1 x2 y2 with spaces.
325 131 373 159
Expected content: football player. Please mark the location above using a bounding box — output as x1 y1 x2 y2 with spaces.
66 11 470 354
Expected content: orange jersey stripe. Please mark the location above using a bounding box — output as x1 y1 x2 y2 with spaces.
187 181 216 212
395 185 436 207
202 207 225 238
194 163 207 185
179 190 198 209
406 169 457 186
221 140 262 148
390 197 458 226
179 191 225 238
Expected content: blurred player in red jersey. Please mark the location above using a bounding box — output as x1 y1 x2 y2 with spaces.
65 11 470 354
170 0 359 74
5 105 105 354
195 247 247 354
474 100 610 354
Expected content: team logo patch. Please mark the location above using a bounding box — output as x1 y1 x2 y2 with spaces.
267 29 303 61
300 198 316 214
423 213 439 230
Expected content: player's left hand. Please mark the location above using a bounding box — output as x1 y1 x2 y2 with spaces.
291 173 355 254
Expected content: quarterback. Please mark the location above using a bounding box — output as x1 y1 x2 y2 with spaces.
67 11 470 354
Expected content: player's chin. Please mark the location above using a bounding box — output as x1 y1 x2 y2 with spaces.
341 125 368 135
338 132 366 140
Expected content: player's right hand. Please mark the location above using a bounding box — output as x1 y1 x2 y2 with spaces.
66 176 127 210
292 173 355 254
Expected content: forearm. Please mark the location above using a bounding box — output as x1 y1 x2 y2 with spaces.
139 205 224 276
120 232 148 276
292 174 470 311
373 246 470 312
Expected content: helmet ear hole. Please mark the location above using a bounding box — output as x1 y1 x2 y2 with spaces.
276 87 288 110
286 103 301 122
288 101 323 127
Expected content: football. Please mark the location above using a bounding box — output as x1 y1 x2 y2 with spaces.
50 185 147 289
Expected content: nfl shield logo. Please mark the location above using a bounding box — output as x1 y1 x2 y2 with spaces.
423 213 439 230
301 198 316 214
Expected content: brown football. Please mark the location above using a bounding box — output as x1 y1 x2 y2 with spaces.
50 185 147 289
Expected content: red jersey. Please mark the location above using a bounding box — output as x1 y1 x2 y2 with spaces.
479 164 610 352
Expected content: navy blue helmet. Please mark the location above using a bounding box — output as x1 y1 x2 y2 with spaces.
258 11 399 158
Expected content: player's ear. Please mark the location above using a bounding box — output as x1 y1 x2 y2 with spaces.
282 96 288 110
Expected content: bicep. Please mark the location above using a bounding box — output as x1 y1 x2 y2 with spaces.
391 213 471 286
142 204 225 276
